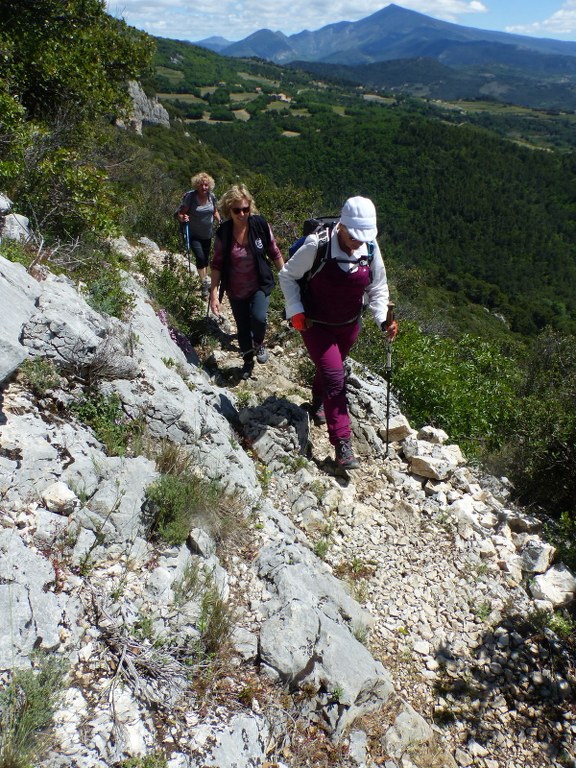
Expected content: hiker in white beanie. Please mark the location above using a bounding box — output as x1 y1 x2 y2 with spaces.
279 196 398 470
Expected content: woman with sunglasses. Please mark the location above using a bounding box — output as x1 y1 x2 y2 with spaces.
279 196 398 470
210 184 284 379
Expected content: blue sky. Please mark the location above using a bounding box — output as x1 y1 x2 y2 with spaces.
105 1 576 43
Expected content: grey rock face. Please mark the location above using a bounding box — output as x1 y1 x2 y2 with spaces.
0 530 82 668
0 257 42 382
1 213 30 242
123 80 170 134
1 234 574 768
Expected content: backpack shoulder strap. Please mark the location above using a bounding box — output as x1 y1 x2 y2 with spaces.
308 226 332 280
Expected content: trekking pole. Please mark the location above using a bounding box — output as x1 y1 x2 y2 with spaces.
183 222 191 275
384 302 395 458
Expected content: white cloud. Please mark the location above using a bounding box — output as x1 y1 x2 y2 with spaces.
400 0 487 24
106 0 488 42
505 1 576 37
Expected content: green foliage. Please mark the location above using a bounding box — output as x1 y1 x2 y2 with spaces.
473 600 493 622
0 0 153 239
197 579 234 657
313 537 332 560
192 103 576 336
256 464 273 494
138 257 206 340
132 613 155 643
548 610 576 641
497 329 576 516
0 0 153 122
551 513 576 572
0 239 36 269
0 654 67 768
19 140 117 236
171 562 234 657
85 269 135 319
145 473 232 545
0 86 29 189
357 319 521 455
119 753 168 768
70 391 142 456
19 358 60 398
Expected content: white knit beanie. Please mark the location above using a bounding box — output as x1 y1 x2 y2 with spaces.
340 196 377 241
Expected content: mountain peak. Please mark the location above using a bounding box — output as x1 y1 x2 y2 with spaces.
215 4 576 65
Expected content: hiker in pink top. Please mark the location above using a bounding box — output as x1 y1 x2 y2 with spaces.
279 196 398 469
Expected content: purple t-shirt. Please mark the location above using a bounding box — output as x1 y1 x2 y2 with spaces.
213 224 282 299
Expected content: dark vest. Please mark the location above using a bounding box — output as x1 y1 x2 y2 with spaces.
215 215 275 300
304 254 371 325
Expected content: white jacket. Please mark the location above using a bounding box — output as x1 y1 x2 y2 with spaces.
279 224 391 325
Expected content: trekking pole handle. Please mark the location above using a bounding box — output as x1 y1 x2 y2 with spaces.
385 302 395 327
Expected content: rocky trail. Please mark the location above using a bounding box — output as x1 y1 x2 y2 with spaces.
0 237 574 768
202 285 576 768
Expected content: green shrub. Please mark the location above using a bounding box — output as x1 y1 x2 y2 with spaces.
0 654 67 768
548 610 575 641
141 261 204 338
0 239 35 269
85 270 135 319
145 472 239 545
548 512 576 572
19 358 60 397
119 753 168 768
356 318 521 456
70 391 143 456
504 330 576 518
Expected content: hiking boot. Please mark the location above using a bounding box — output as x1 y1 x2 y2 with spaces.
241 360 254 380
311 402 326 426
255 344 269 364
335 439 359 469
201 279 210 299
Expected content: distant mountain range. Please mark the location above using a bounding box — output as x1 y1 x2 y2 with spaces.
197 4 576 66
195 5 576 109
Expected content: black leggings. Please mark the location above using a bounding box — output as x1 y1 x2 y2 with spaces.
188 237 211 271
228 290 270 361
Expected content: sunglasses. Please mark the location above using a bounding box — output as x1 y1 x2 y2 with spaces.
232 206 250 214
341 225 363 245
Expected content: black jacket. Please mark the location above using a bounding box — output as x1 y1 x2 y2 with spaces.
215 215 275 300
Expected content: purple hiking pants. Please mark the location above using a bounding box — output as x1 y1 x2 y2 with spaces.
301 321 361 446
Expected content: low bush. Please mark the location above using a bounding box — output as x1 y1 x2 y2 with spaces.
355 318 521 456
19 358 60 397
85 270 135 320
70 391 143 456
0 654 67 768
145 472 242 545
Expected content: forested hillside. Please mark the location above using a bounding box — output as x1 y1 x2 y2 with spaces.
149 37 576 337
194 108 576 335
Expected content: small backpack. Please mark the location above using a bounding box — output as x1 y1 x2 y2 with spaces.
288 216 339 258
174 189 217 220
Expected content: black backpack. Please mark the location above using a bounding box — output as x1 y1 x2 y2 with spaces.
288 216 375 291
288 216 337 256
288 217 338 292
